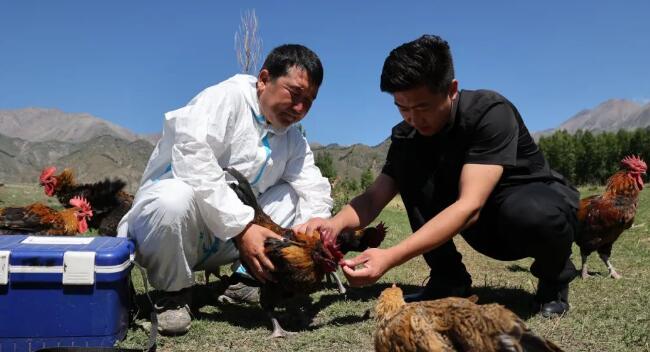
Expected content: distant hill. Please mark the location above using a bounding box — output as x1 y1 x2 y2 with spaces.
0 108 155 144
534 99 650 139
0 133 153 193
140 132 162 146
312 139 391 181
3 99 650 190
0 134 77 182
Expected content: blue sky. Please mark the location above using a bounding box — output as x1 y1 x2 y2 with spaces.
1 1 648 146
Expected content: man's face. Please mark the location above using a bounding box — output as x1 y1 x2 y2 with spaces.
257 66 318 129
392 80 458 136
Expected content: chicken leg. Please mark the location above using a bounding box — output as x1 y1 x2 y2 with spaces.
326 272 346 294
268 312 297 338
598 253 622 279
580 253 592 279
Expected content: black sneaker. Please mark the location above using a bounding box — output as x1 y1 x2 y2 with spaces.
539 300 570 318
535 280 570 318
154 287 192 336
217 273 260 305
403 278 472 303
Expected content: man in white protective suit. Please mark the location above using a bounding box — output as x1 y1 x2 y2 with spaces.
117 44 333 335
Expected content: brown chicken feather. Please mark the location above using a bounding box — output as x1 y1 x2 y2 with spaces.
226 167 388 337
39 166 133 236
375 285 564 352
575 155 646 279
225 167 343 337
0 197 94 236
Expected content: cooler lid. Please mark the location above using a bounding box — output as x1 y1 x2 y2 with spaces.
0 235 134 285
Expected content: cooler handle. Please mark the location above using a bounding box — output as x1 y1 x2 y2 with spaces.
0 250 9 285
63 251 96 285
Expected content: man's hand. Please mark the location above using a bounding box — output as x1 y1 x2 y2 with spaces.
293 217 341 238
340 248 394 287
234 224 283 283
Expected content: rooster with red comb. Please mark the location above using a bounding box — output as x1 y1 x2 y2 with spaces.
224 167 387 337
0 196 93 236
576 154 647 279
38 166 133 236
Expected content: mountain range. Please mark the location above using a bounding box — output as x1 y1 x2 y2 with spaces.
0 108 161 145
1 99 649 191
533 99 650 138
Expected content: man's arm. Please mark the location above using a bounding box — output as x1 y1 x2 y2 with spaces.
170 87 255 240
341 163 503 286
387 163 502 265
294 173 398 237
168 87 281 282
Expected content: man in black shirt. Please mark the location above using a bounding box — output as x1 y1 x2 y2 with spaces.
298 35 579 317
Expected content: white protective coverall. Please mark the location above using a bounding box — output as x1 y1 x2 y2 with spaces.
117 74 333 291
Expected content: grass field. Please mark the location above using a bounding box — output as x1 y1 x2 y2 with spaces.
2 183 649 351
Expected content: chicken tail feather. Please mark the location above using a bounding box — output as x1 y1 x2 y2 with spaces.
519 331 565 352
224 168 263 216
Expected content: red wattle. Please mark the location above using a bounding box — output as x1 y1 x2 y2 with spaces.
78 219 88 234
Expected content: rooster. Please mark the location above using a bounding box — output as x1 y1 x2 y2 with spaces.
225 167 386 337
321 222 388 293
375 284 564 352
575 155 646 279
39 166 133 236
0 196 93 236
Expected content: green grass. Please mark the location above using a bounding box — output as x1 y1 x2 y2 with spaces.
2 184 649 351
0 183 58 208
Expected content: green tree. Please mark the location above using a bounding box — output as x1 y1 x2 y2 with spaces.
360 167 374 190
315 151 337 182
341 178 359 193
627 128 650 162
574 130 603 184
540 127 650 187
539 130 576 182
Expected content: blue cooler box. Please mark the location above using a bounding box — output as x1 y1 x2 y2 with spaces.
0 235 135 352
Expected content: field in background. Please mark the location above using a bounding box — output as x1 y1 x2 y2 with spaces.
1 184 649 351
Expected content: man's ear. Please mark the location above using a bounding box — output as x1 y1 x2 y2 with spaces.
257 69 270 89
449 79 459 100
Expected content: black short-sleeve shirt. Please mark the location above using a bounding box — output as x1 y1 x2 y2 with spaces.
382 89 565 231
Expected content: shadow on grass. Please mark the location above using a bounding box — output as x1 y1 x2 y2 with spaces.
130 280 538 334
341 282 539 320
471 285 537 319
338 282 422 302
506 264 529 273
133 281 424 334
579 270 608 278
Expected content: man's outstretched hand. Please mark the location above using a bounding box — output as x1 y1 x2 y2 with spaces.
293 217 341 238
340 248 393 287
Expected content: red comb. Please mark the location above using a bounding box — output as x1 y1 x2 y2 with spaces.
69 196 91 212
621 155 647 172
40 166 57 182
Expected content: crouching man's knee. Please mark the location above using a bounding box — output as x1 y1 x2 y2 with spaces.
127 179 197 245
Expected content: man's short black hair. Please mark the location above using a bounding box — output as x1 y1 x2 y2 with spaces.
261 44 324 87
380 35 455 94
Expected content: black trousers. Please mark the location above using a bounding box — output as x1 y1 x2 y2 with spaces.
423 181 578 289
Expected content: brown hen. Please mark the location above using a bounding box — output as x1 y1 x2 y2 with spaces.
375 285 564 352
